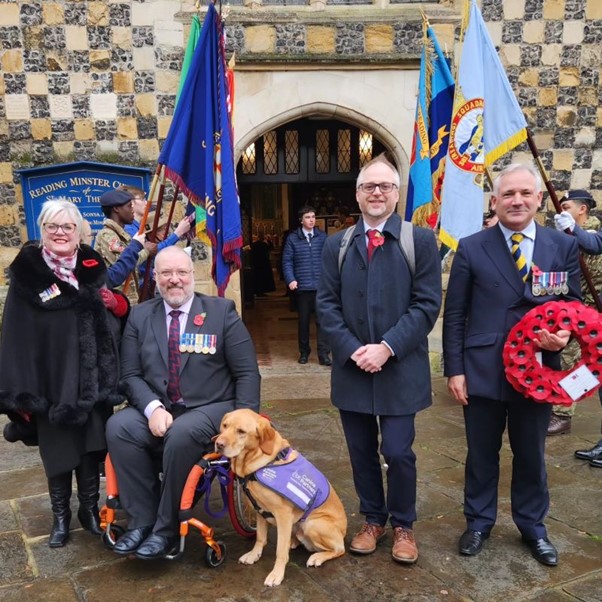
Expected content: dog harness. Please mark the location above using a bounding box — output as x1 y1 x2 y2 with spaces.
237 448 330 521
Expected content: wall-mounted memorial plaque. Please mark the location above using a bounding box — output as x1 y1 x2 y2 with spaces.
17 162 152 241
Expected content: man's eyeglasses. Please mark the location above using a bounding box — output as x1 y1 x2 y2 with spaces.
156 269 193 279
43 223 77 234
357 182 398 193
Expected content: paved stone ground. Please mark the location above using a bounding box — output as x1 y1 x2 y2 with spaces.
1 292 601 600
1 374 601 602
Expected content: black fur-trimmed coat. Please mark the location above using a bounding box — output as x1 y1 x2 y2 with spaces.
0 243 122 477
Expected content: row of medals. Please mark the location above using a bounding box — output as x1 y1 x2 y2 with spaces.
532 271 569 296
179 333 217 354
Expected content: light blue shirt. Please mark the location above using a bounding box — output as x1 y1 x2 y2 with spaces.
498 220 537 270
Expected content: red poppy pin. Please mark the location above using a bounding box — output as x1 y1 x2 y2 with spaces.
531 264 542 277
194 312 206 326
372 232 385 247
82 259 99 268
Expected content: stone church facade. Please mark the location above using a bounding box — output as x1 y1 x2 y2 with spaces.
0 0 601 298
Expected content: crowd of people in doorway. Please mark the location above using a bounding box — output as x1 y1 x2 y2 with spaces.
1 155 601 577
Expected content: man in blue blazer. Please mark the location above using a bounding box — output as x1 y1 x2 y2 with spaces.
282 205 330 365
317 155 441 564
106 247 260 559
443 163 581 566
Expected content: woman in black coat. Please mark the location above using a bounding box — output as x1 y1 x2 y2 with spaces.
0 199 126 547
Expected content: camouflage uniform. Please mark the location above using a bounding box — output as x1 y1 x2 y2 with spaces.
554 215 602 416
95 218 148 305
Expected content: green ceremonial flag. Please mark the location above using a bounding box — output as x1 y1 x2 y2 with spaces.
175 13 202 108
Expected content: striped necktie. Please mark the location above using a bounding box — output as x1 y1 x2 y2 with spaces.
510 233 529 282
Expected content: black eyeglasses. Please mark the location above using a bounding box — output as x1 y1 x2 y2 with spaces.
43 223 77 234
357 182 398 193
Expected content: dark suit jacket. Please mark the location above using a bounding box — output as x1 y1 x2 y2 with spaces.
317 212 442 415
443 223 581 402
120 293 260 424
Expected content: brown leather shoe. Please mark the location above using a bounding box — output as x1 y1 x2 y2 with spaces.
547 414 571 436
349 523 386 554
392 527 418 563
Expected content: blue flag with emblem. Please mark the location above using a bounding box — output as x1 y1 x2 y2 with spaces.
439 0 527 250
406 24 455 229
158 3 242 296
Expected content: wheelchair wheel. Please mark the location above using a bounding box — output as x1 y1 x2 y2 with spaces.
102 524 125 549
228 477 256 538
205 541 226 567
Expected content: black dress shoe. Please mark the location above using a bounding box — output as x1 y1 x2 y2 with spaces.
459 529 489 556
318 356 332 366
135 533 177 560
298 354 308 364
113 526 153 556
522 537 558 566
574 442 602 461
589 455 602 468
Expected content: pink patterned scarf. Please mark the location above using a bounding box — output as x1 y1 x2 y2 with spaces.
42 246 79 289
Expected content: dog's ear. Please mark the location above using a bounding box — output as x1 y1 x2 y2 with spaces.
219 411 231 432
257 417 278 455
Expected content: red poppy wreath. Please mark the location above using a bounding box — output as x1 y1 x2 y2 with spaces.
503 300 602 405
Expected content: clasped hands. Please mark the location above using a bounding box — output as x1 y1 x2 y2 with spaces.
351 343 392 373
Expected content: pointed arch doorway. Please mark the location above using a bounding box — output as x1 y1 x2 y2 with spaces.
237 116 391 362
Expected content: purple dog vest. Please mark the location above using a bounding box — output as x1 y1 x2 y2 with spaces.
253 451 330 520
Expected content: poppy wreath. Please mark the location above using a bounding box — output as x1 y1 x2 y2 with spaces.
503 300 602 405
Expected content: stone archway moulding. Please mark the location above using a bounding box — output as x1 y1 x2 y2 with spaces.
232 68 420 204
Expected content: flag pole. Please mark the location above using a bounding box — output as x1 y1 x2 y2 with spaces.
138 169 168 302
122 164 163 297
138 163 163 236
525 128 602 311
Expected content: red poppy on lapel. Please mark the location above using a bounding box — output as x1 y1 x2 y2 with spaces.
372 232 385 247
194 312 207 326
82 259 99 268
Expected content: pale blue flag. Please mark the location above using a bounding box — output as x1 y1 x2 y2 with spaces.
440 0 527 250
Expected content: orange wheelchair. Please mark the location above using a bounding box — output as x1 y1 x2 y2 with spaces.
99 452 256 567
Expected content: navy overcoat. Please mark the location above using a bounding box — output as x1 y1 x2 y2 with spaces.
317 212 442 416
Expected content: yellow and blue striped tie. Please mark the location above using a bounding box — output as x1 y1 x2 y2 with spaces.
510 233 529 282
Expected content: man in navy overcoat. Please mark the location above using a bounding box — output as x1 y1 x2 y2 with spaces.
317 155 441 564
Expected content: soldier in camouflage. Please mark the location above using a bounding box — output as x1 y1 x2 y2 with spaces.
95 189 157 305
548 190 602 439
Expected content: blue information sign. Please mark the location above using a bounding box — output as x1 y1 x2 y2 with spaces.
17 161 152 240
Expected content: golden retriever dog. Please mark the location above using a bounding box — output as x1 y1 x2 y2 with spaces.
215 409 347 587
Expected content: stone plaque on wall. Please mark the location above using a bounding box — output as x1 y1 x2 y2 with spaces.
17 161 152 240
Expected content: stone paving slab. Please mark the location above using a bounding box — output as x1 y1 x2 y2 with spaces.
1 377 601 601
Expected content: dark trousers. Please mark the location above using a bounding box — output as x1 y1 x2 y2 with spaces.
339 409 417 529
296 290 329 357
106 406 216 538
463 396 552 539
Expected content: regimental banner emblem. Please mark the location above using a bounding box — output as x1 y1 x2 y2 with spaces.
448 98 484 174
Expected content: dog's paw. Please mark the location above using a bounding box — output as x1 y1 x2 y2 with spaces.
239 549 262 565
264 570 284 587
307 553 325 567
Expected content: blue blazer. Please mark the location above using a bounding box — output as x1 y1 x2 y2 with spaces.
443 223 581 402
